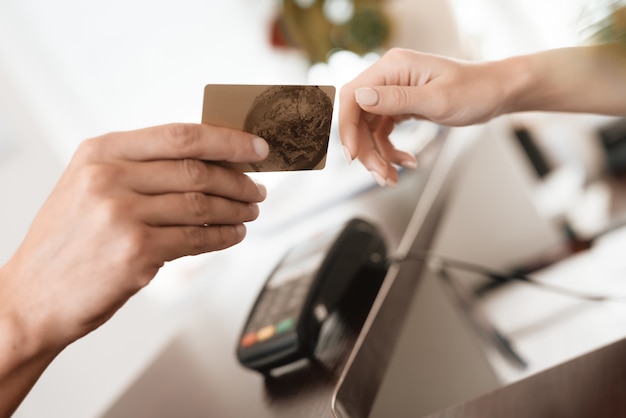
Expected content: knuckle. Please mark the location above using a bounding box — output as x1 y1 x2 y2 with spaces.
77 164 120 195
246 203 260 221
120 229 145 256
385 47 405 59
185 225 239 255
389 86 411 108
164 123 199 152
236 202 256 222
117 228 152 267
180 159 212 187
235 173 256 197
228 201 258 222
383 47 412 65
73 137 104 164
94 196 129 225
430 89 455 120
213 226 237 249
186 227 213 254
184 192 210 218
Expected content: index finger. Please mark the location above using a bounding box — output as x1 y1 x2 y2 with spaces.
338 63 388 160
90 123 269 163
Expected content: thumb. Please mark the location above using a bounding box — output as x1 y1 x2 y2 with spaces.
355 86 425 116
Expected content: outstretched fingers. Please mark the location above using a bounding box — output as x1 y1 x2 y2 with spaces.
119 159 267 201
140 193 261 227
156 224 249 261
82 123 269 164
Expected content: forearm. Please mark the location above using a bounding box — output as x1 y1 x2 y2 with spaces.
497 44 626 116
0 334 58 418
0 267 61 417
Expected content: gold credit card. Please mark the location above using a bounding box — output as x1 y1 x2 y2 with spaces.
202 84 335 172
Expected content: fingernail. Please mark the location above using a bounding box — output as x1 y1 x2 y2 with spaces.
355 88 379 106
255 181 267 200
387 177 398 188
400 158 418 170
342 145 353 164
249 203 260 217
252 137 269 158
370 170 387 187
236 224 246 237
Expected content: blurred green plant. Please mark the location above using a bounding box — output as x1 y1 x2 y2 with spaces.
271 0 392 63
583 0 626 46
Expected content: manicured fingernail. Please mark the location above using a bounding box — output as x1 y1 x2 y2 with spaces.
355 88 379 106
236 224 246 237
370 170 387 187
252 137 269 158
401 158 418 170
387 177 398 188
342 145 353 164
255 181 267 200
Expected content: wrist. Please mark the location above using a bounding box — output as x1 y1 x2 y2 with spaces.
493 45 626 116
0 312 36 375
0 265 61 373
492 53 540 115
0 293 58 418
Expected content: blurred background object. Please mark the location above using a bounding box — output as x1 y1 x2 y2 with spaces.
582 0 626 45
272 0 391 63
271 0 468 65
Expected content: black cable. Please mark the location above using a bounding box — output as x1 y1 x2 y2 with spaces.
386 250 626 370
389 251 622 303
437 265 528 369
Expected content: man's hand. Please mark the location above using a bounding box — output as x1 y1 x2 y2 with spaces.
0 123 269 414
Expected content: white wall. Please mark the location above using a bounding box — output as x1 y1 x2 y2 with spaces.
0 69 64 265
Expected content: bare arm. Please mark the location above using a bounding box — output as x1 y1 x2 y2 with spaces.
339 44 626 184
505 44 626 116
0 314 59 418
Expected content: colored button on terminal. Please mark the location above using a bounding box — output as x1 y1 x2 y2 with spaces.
276 318 295 335
240 333 257 347
257 325 276 341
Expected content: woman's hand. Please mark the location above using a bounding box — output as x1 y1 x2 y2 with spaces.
340 45 626 185
339 48 518 185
